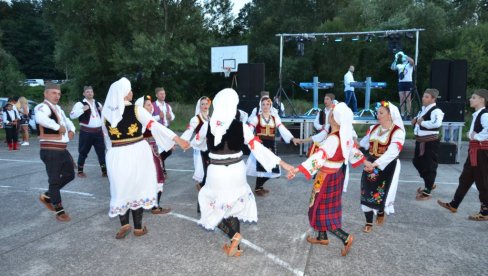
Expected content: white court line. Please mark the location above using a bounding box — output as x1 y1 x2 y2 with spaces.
169 212 304 276
0 185 94 197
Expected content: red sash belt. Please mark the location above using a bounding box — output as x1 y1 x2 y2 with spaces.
469 140 488 166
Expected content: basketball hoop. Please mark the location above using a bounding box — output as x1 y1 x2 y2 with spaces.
223 67 232 78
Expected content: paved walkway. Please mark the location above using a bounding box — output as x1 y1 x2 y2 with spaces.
0 138 486 276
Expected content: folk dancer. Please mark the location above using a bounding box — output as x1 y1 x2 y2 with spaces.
359 101 405 233
438 89 488 221
2 102 20 150
135 95 171 215
36 83 76 222
69 86 107 177
412 88 444 200
246 96 300 196
181 96 211 191
197 88 294 257
102 78 189 239
288 103 365 256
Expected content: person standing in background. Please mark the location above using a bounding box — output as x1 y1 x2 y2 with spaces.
344 65 357 113
152 87 175 176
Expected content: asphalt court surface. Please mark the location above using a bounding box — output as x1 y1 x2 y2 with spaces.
0 137 486 275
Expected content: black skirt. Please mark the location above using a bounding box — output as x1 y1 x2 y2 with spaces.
360 156 397 210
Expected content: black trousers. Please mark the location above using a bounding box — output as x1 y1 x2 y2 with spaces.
78 130 106 168
160 149 173 172
412 140 440 190
4 126 18 143
451 149 488 208
40 149 75 205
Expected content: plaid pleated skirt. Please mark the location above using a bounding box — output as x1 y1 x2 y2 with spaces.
308 168 345 231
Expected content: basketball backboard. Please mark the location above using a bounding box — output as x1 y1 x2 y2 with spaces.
211 45 248 73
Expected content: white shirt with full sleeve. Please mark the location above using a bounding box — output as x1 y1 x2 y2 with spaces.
359 125 405 214
469 107 488 141
2 109 20 125
152 100 175 127
69 99 103 128
35 101 76 143
313 107 332 132
414 103 444 136
344 71 355 91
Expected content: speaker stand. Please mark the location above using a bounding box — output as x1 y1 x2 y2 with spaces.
276 85 299 117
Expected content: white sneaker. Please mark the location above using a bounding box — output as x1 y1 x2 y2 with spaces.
21 142 29 146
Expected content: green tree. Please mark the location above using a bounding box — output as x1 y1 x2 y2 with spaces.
0 0 60 79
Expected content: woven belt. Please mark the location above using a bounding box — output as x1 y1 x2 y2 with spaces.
111 137 144 147
40 141 67 151
415 134 439 142
209 157 242 166
80 126 102 133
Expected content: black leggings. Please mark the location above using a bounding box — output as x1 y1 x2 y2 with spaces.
255 177 269 191
119 208 144 229
217 217 240 239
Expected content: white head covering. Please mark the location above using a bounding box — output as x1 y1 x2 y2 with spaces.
102 77 131 128
210 88 239 146
134 96 154 114
195 98 202 116
386 102 404 131
332 102 354 163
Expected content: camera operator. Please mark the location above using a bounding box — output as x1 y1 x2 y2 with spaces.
391 51 414 119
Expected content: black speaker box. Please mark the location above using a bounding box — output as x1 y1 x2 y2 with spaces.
438 142 457 164
448 59 467 102
436 101 465 122
238 100 259 115
237 63 265 102
430 59 450 102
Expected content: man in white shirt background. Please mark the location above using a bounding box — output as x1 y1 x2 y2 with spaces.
411 88 444 200
152 87 175 176
344 65 357 113
69 86 106 178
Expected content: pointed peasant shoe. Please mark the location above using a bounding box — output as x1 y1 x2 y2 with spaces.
225 233 242 257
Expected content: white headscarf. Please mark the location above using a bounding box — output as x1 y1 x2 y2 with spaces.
134 96 154 114
102 77 131 128
386 102 404 131
332 102 354 163
210 88 239 146
194 98 202 116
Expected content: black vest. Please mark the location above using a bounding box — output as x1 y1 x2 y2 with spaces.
319 109 327 125
474 109 488 133
105 105 142 141
419 106 440 131
79 100 101 124
4 110 18 128
207 120 244 155
36 104 60 135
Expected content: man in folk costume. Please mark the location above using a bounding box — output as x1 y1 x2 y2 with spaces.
288 103 366 257
69 86 107 177
36 83 76 222
197 88 294 257
135 95 171 215
412 88 444 200
152 87 175 177
2 102 20 150
102 78 189 239
438 89 488 221
313 93 336 133
246 96 300 196
359 101 405 233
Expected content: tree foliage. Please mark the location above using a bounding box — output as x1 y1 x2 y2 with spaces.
0 0 487 106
